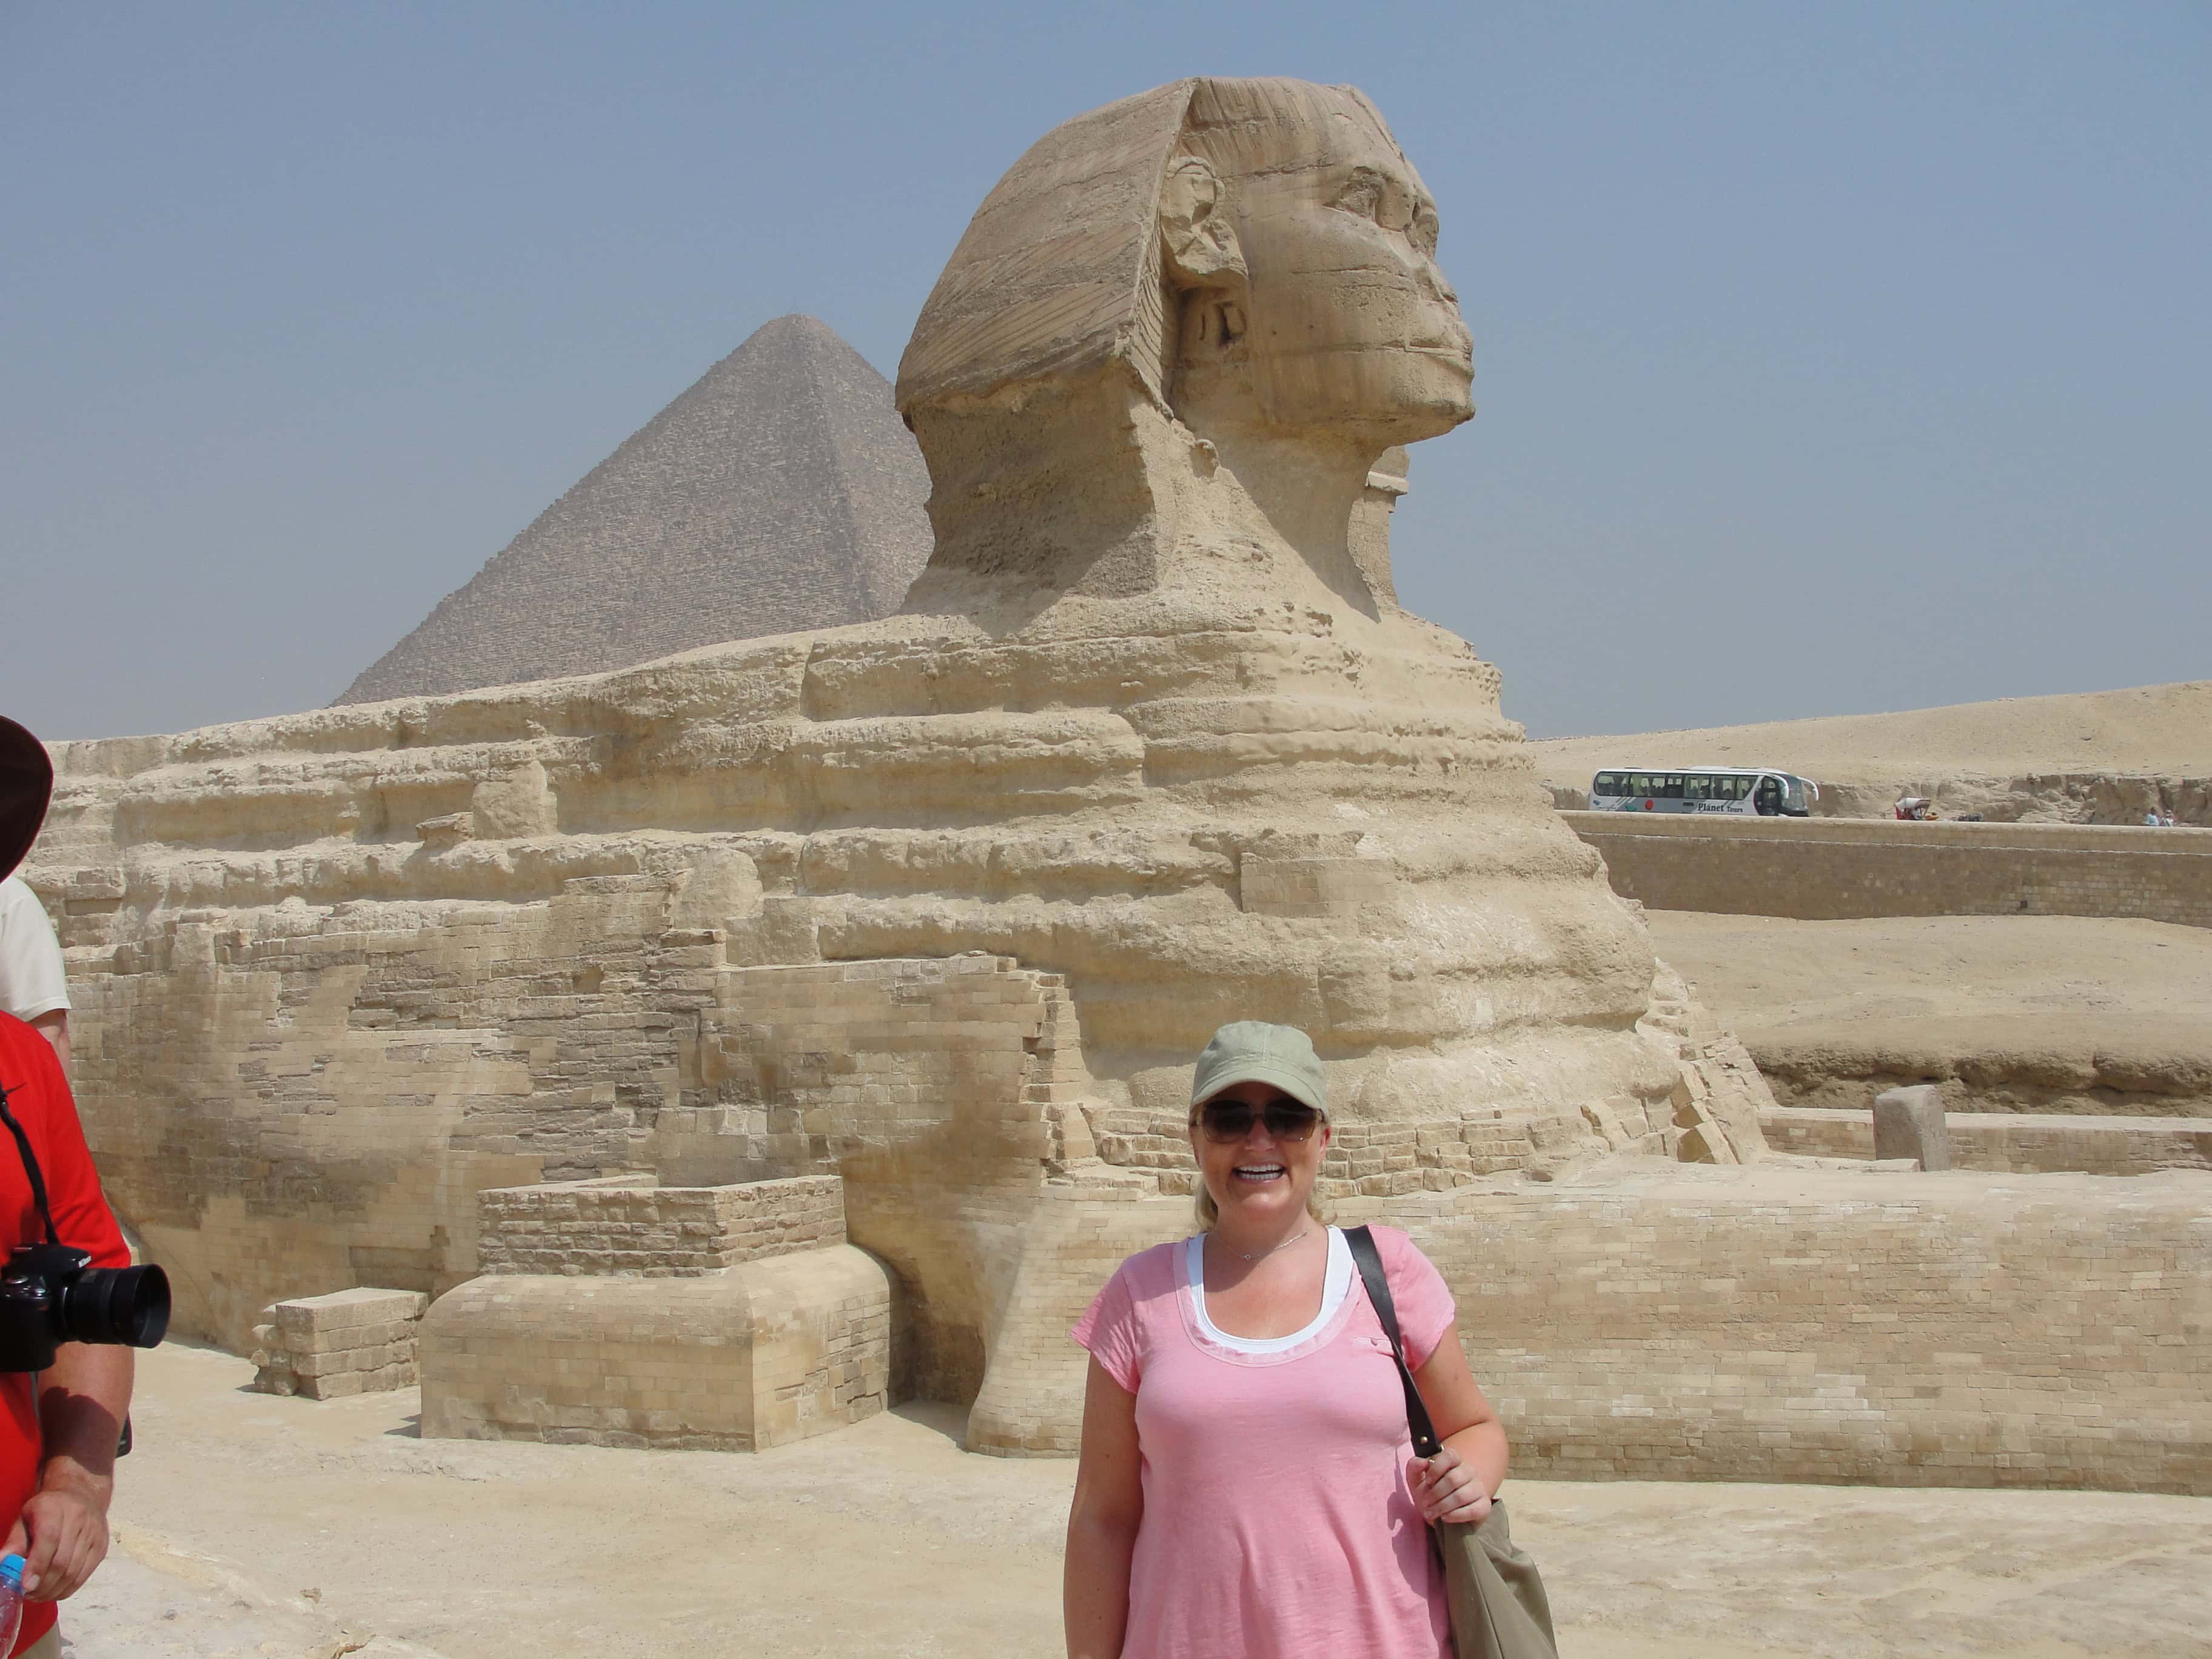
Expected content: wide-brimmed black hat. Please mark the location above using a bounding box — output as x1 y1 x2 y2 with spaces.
0 717 53 882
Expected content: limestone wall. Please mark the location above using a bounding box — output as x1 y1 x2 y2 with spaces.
1762 1107 2212 1175
968 1165 2212 1492
27 610 1772 1391
476 1173 845 1277
1439 1167 2212 1492
1564 813 2212 927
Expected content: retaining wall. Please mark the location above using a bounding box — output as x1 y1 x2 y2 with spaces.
1762 1107 2212 1175
971 1165 2212 1492
1563 813 2212 928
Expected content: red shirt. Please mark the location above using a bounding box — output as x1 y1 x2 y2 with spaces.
0 1014 128 1656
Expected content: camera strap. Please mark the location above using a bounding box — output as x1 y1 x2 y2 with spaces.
0 1082 62 1247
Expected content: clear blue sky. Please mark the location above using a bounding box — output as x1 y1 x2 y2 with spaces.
4 1 2205 741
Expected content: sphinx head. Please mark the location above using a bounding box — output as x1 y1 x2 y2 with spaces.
1161 80 1473 444
896 78 1473 609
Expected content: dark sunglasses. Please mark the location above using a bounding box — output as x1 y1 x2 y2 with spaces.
1193 1096 1323 1144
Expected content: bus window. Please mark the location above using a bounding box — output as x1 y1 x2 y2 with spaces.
1683 774 1708 801
1594 772 1624 796
1663 774 1686 798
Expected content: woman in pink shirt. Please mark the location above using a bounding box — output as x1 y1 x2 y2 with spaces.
1064 1022 1509 1659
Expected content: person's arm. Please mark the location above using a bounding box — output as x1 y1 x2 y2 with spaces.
27 1008 69 1072
1408 1322 1509 1525
4 1344 132 1601
1064 1356 1143 1658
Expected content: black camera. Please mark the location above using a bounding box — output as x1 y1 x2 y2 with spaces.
0 1242 169 1373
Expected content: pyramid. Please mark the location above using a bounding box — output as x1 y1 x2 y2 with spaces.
335 315 933 704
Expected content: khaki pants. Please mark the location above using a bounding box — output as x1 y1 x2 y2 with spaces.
17 1629 59 1658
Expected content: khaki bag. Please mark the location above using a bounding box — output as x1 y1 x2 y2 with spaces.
1344 1225 1560 1659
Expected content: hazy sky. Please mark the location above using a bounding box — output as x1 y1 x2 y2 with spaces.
4 2 2205 742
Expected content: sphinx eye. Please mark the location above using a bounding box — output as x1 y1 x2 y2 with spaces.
1331 167 1384 221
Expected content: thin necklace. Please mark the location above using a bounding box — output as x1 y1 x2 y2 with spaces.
1217 1226 1312 1262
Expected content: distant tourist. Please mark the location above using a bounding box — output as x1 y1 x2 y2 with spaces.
0 719 69 1069
1063 1021 1510 1658
0 716 139 1654
2145 810 2163 826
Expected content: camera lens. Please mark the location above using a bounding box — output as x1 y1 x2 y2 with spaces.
58 1264 170 1349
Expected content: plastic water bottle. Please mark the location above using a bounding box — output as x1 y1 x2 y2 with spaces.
0 1552 23 1654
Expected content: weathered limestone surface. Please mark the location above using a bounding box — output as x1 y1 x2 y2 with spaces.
420 1244 894 1451
1565 811 2212 930
34 82 1773 1406
250 1287 427 1399
963 1166 2212 1490
1763 1106 2212 1175
1874 1084 1953 1170
421 1171 891 1449
475 1172 846 1277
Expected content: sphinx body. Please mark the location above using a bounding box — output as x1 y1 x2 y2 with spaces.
28 79 1768 1447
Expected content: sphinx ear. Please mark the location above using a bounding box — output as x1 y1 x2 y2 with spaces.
1159 156 1247 293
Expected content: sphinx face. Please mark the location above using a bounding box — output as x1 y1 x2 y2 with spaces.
1207 102 1475 442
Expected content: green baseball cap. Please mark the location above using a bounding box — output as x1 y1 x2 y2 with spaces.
1190 1021 1328 1117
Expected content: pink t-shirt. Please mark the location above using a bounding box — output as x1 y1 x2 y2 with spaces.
1071 1224 1458 1659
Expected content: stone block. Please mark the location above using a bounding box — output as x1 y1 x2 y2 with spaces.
420 1244 895 1451
252 1286 429 1399
272 1287 429 1342
1874 1085 1953 1171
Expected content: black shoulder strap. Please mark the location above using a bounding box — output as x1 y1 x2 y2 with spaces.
0 1081 59 1245
1344 1224 1442 1458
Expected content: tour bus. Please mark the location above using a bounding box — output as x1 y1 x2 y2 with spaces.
1589 766 1820 817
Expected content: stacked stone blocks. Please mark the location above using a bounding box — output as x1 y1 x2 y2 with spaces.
419 1171 892 1452
250 1288 429 1399
475 1173 844 1276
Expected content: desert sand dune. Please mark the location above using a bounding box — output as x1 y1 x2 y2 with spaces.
1532 680 2212 820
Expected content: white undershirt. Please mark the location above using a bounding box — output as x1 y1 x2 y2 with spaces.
1185 1225 1353 1353
0 876 69 1022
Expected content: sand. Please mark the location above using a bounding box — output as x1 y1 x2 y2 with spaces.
1531 680 2212 788
1646 911 2212 1113
63 1344 2212 1658
1529 680 2212 820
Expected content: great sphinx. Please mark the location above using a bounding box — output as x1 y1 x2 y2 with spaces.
29 79 1769 1449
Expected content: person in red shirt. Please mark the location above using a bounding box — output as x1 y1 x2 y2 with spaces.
0 718 134 1659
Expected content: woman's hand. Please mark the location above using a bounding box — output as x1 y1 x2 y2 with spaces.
1408 1319 1508 1526
1410 1446 1493 1525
